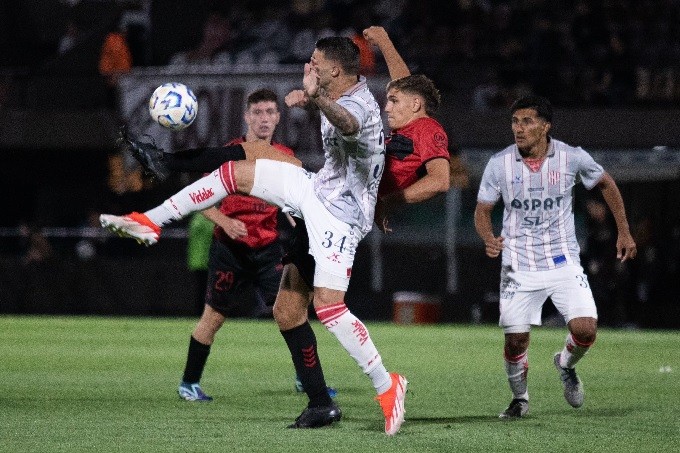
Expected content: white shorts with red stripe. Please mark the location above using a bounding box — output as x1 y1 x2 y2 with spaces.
251 159 362 291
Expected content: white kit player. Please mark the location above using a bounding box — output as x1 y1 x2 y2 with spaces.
100 37 408 435
474 95 637 418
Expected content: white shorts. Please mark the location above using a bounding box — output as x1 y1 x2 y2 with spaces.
251 159 362 291
499 264 598 334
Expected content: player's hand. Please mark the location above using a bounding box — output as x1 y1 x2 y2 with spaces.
217 217 247 240
374 213 392 233
374 197 394 233
302 63 320 99
363 26 389 46
484 236 504 258
617 231 637 262
285 89 309 108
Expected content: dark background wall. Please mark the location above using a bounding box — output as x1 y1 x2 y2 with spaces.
1 0 679 328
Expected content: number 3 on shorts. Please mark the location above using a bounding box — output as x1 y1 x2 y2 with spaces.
576 274 589 288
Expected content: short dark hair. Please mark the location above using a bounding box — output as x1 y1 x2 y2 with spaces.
511 95 553 122
246 88 279 107
386 74 441 116
315 36 360 75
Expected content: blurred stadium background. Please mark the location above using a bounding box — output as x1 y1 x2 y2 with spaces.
1 0 679 328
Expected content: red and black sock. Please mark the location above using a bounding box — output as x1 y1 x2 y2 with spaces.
281 322 332 407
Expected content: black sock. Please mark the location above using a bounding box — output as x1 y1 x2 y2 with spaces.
281 322 332 407
165 145 246 173
182 336 211 383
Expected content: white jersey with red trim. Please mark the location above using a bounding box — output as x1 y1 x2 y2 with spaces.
477 138 605 271
313 76 385 234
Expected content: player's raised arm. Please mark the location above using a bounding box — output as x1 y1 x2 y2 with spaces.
363 26 411 80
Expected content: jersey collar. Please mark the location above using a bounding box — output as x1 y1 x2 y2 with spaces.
514 136 555 161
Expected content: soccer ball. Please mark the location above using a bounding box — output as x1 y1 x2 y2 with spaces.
148 82 198 130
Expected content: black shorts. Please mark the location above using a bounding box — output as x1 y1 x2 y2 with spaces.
205 239 284 316
281 218 315 290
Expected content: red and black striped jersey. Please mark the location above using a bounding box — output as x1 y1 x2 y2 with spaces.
379 117 450 197
213 137 295 249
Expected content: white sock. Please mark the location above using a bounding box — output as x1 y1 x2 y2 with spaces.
559 333 593 368
145 166 233 227
144 203 176 227
316 302 391 394
504 349 529 400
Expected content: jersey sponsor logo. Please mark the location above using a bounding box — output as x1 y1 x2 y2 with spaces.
528 187 544 192
511 196 564 211
512 176 523 185
189 187 215 204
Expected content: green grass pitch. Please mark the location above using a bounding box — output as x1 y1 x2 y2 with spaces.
1 316 678 452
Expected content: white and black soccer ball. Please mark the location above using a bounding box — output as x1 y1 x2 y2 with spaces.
148 82 198 130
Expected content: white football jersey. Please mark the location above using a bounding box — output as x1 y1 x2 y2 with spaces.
313 76 385 234
477 138 605 271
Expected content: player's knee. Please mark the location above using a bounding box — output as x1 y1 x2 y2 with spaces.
569 317 597 344
504 333 530 356
272 301 289 326
273 293 308 330
233 160 255 193
199 306 226 331
573 327 597 345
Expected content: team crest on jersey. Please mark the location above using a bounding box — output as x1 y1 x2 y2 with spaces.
548 171 560 185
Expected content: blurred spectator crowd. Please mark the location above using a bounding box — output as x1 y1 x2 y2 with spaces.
2 0 680 326
2 0 680 108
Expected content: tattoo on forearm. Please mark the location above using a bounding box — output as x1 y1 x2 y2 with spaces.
314 96 358 135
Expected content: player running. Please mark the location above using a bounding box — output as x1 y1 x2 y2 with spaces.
474 95 636 418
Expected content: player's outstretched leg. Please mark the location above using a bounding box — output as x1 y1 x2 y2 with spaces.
117 126 171 182
100 161 241 244
99 212 160 246
119 126 301 182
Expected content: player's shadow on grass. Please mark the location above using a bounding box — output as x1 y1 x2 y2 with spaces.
536 407 634 417
407 415 497 425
